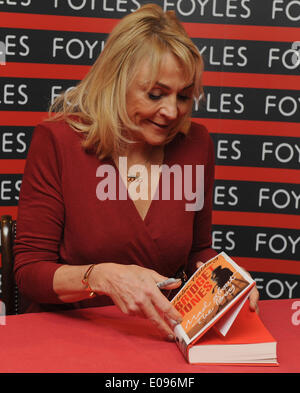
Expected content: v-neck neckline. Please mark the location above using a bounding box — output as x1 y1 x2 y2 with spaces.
107 142 170 225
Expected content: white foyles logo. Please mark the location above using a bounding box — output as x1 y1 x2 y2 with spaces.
96 158 204 212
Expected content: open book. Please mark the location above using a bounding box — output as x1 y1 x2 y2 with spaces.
171 252 278 365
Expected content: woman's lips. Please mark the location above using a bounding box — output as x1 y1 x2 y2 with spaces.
148 120 169 129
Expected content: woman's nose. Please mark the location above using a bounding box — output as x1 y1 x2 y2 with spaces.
160 96 178 120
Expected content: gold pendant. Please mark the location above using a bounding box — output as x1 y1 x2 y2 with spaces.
127 174 140 183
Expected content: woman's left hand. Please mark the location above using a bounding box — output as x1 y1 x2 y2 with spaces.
196 261 260 314
248 286 260 313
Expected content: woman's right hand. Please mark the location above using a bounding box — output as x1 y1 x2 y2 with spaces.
89 263 183 340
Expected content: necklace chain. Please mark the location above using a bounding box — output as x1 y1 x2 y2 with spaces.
113 149 163 184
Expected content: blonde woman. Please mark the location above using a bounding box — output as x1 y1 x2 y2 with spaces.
14 4 258 340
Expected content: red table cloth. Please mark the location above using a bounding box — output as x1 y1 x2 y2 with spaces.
0 298 299 373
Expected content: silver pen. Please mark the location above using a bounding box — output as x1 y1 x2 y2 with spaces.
157 278 181 289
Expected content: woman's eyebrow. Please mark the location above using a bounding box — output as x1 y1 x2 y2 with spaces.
156 82 194 91
182 83 195 90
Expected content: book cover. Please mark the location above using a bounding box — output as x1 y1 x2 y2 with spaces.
171 251 270 363
172 252 254 342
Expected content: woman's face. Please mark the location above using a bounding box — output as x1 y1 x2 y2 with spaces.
126 52 194 146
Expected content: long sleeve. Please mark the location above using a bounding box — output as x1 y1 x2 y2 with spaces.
14 124 65 304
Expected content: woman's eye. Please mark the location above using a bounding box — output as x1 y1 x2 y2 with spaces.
148 92 192 102
178 95 191 102
148 93 162 101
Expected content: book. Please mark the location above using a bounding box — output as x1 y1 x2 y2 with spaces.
171 252 278 365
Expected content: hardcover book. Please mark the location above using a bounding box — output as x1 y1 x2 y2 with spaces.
171 252 278 365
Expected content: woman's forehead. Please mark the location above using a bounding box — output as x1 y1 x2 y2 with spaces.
133 53 194 90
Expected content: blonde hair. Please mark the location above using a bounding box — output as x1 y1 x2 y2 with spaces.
48 4 204 159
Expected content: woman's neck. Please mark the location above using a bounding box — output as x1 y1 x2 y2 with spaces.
121 142 164 167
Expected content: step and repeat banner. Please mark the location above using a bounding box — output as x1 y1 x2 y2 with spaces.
0 0 299 300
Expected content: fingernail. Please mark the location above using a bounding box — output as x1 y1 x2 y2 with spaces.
167 334 175 342
169 318 177 326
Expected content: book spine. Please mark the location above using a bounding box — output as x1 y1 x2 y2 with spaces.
174 324 189 360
